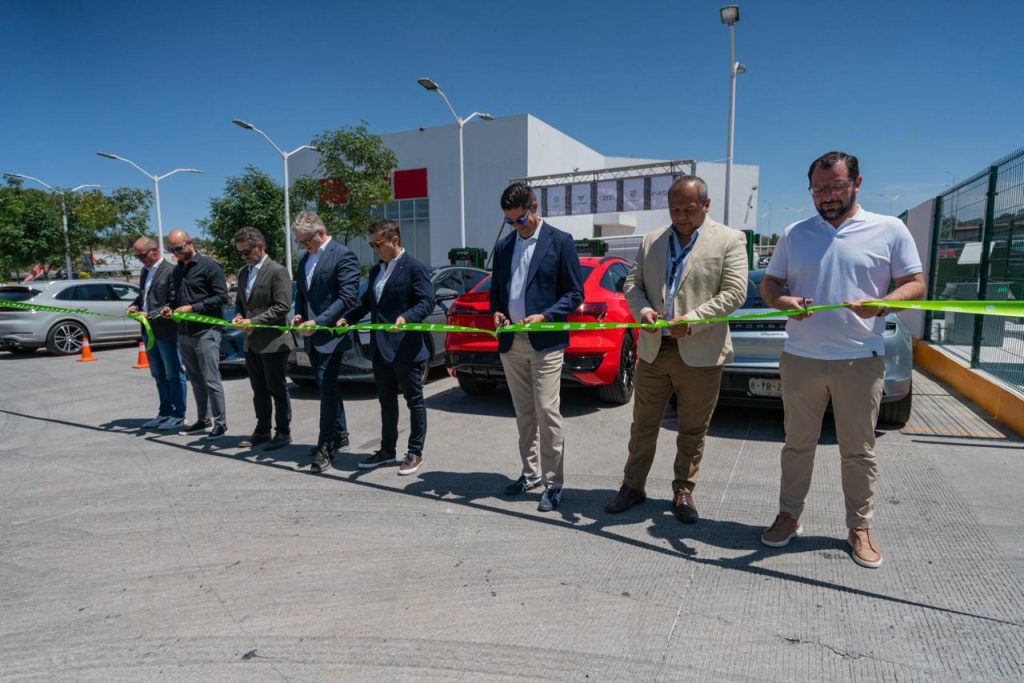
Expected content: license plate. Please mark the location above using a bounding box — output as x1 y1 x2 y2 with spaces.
295 351 311 368
749 377 783 397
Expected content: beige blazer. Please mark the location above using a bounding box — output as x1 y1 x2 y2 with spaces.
624 220 748 367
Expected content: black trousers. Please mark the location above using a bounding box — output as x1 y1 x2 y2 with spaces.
373 353 427 456
309 346 348 447
244 348 291 436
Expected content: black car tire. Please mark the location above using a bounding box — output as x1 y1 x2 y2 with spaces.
457 372 495 396
46 320 88 355
7 347 38 355
878 389 912 427
597 333 637 405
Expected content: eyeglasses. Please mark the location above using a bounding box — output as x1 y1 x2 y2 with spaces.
295 232 321 246
133 247 156 258
236 244 260 257
169 242 191 255
369 239 390 249
504 210 531 225
809 180 854 196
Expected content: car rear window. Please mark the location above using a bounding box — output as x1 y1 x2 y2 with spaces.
470 266 594 293
0 287 41 302
743 270 789 308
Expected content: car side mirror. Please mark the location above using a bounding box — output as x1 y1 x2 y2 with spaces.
435 287 459 302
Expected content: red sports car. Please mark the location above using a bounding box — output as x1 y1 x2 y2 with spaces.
444 256 638 404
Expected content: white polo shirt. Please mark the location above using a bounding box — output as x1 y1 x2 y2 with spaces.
766 207 922 360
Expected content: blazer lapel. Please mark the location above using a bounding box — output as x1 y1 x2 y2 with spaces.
649 228 670 310
678 222 714 289
379 259 406 301
524 222 552 288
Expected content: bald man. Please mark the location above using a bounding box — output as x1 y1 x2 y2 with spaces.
160 229 229 438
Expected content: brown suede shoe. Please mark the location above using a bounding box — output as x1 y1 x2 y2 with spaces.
604 484 646 514
672 490 699 524
761 512 803 547
848 528 883 568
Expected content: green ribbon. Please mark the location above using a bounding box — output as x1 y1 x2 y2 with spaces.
0 298 156 350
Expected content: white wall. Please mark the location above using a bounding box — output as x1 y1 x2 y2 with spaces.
902 197 936 338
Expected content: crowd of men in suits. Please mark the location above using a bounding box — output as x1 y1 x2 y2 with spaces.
130 151 924 569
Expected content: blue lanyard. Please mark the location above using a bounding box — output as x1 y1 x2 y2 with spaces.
666 229 698 294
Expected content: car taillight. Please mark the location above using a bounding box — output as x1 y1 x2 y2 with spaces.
575 302 607 320
448 304 482 316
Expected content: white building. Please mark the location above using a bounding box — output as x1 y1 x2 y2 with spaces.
289 114 759 267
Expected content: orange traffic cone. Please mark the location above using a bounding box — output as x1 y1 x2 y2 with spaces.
132 341 149 369
78 337 97 362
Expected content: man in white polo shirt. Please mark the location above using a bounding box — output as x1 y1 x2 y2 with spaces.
759 151 925 568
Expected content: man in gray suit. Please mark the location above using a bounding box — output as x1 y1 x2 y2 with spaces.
231 227 295 451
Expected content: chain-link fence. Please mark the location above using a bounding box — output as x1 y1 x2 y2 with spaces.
924 148 1024 391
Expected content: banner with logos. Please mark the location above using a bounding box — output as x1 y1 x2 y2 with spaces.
596 181 617 213
547 186 566 216
623 178 644 211
650 175 673 210
571 183 592 215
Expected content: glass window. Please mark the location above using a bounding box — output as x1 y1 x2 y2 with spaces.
434 271 464 293
386 202 400 219
415 198 429 219
400 200 414 220
0 287 40 302
464 270 487 292
110 284 139 301
54 284 114 301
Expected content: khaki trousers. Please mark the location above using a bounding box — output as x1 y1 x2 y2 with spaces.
499 334 565 486
623 337 722 495
778 352 885 529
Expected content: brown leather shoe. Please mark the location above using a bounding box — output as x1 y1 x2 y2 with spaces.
761 512 803 547
604 484 646 514
848 528 883 568
672 490 699 524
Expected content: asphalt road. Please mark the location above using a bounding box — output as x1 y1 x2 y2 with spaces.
1 345 1022 681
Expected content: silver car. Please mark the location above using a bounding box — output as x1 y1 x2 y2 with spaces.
0 279 141 355
719 270 914 426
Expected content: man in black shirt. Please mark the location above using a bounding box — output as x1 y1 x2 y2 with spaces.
161 229 229 438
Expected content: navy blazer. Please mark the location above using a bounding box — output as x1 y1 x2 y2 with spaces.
294 238 360 350
489 221 584 353
343 253 435 364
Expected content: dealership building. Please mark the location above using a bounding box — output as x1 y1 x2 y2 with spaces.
289 114 759 266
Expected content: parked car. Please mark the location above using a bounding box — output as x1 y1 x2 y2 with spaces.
719 269 914 426
287 265 489 386
0 280 141 355
444 256 638 404
220 283 298 369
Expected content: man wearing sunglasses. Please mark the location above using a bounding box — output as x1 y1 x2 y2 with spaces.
161 229 230 438
291 211 360 473
231 227 295 452
759 151 925 568
336 219 434 476
491 182 583 512
127 236 187 431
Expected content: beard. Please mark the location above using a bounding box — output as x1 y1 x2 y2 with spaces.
816 194 855 221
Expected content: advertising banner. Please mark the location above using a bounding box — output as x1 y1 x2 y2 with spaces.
650 175 673 210
547 186 566 216
623 178 645 211
596 181 617 213
571 183 592 215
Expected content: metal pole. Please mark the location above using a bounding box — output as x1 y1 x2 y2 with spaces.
59 196 73 279
153 177 164 259
457 120 466 248
724 23 737 226
282 154 293 277
971 165 999 367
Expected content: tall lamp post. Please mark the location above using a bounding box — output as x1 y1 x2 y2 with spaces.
4 173 101 279
96 153 204 259
880 193 903 215
232 119 318 277
417 77 493 249
720 5 745 226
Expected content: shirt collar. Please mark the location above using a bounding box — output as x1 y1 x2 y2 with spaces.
252 254 268 270
317 236 332 253
813 205 867 230
383 249 405 268
518 220 543 243
670 221 703 247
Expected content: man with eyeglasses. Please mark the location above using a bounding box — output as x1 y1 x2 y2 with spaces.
759 151 925 568
291 211 360 473
336 219 434 476
127 236 187 431
604 176 748 524
160 229 230 438
491 182 583 512
231 227 295 451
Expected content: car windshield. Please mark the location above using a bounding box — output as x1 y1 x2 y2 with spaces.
470 266 594 293
0 287 40 302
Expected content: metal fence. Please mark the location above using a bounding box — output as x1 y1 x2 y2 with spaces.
924 147 1024 392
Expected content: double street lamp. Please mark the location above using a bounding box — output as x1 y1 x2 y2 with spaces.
232 119 318 277
720 5 745 226
3 173 101 279
96 153 205 259
417 78 493 249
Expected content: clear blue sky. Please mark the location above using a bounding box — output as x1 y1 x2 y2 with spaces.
3 0 1021 238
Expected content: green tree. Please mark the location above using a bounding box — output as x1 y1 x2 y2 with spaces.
75 188 153 278
0 179 65 278
199 164 285 274
291 122 398 246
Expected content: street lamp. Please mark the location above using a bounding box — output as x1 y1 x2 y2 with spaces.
720 5 745 226
4 173 101 279
879 193 903 215
96 153 204 259
232 119 318 277
418 77 494 248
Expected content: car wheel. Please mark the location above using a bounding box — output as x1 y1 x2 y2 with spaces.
878 388 912 427
7 347 38 355
46 320 88 355
597 332 637 405
457 371 495 396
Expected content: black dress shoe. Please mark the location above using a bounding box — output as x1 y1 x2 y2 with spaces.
672 490 699 524
505 474 543 496
604 484 646 514
263 433 291 451
205 424 227 439
310 445 333 473
239 433 271 448
538 485 562 512
179 418 212 434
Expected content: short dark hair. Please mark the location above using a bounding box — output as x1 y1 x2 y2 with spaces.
808 151 860 183
369 218 401 243
500 182 536 211
233 226 265 249
668 175 709 204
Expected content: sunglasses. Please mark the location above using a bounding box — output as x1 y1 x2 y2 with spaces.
504 210 531 225
236 244 260 256
369 238 394 249
169 242 191 255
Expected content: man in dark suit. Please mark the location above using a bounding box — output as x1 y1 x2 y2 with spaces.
291 211 360 473
337 219 435 476
231 227 295 452
490 182 584 512
127 236 187 431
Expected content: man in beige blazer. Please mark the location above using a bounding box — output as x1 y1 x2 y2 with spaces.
604 176 748 523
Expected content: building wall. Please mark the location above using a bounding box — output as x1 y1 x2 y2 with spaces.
902 197 937 338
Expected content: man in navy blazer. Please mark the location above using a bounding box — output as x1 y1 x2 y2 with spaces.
290 211 360 473
490 182 584 512
338 219 435 476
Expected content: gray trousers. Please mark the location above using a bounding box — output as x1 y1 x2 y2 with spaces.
178 328 226 428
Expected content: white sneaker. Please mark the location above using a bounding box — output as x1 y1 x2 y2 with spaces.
143 415 169 428
158 416 186 431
